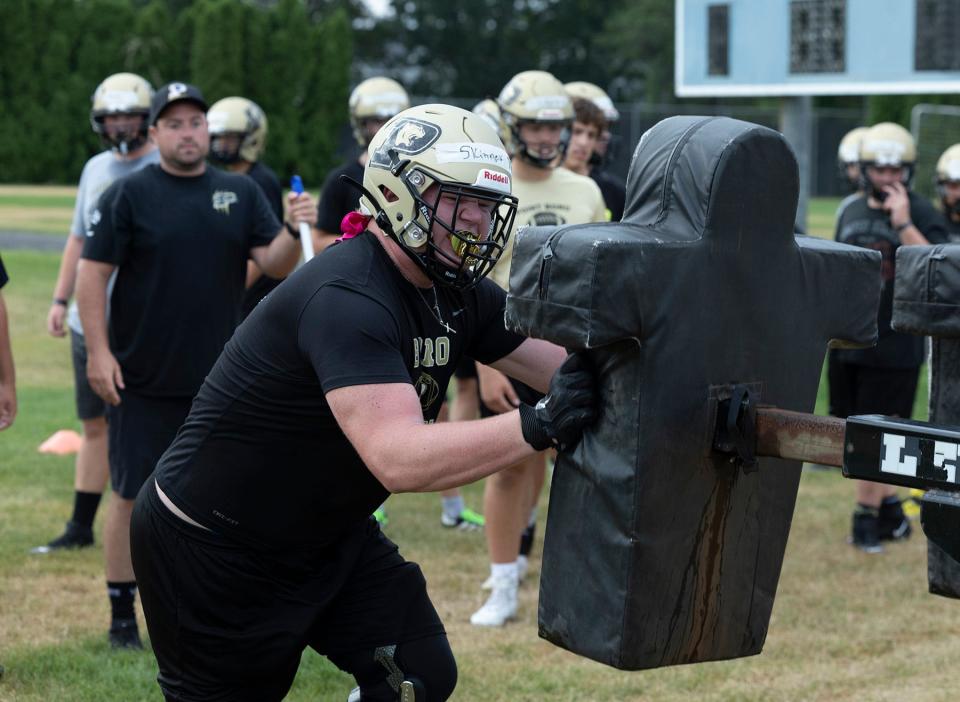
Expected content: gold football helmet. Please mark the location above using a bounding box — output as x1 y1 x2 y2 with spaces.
497 70 573 168
90 72 153 154
349 77 409 147
360 104 518 290
206 97 268 164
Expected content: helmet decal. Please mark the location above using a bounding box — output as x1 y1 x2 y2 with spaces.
370 118 442 169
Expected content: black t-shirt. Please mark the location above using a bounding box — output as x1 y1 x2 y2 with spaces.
943 210 960 243
240 161 285 319
155 231 525 550
316 159 365 233
82 164 280 397
0 254 8 289
247 161 284 220
833 192 947 368
591 168 626 222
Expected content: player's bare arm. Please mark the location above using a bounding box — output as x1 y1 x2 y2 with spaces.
48 235 85 337
328 382 534 493
76 259 124 406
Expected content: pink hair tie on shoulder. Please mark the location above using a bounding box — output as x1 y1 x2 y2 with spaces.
338 211 372 241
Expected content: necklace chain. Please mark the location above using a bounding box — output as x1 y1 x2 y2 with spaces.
415 285 456 335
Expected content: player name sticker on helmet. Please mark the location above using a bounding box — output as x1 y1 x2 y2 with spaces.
523 95 569 110
212 190 238 215
473 169 511 194
370 118 442 169
356 92 409 113
101 90 140 111
880 432 958 484
864 139 907 164
434 143 510 168
206 110 230 132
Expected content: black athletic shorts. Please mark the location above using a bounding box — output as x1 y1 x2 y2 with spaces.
131 483 446 702
70 330 105 420
479 377 544 418
107 392 191 499
827 360 920 419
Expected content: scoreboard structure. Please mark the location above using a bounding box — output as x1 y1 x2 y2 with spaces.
676 0 960 97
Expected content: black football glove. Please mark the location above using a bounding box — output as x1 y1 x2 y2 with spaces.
519 352 598 452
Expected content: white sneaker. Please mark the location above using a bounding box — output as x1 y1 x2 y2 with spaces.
470 575 518 626
481 555 528 590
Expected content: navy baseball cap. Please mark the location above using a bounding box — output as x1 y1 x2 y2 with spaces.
149 82 208 125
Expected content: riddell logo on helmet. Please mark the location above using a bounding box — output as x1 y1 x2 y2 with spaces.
475 169 511 193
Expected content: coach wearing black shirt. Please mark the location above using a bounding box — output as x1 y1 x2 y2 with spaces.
76 82 316 650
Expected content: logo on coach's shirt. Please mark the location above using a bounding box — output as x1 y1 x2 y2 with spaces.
212 190 238 215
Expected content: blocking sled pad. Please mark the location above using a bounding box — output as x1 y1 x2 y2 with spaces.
505 116 881 670
893 243 960 599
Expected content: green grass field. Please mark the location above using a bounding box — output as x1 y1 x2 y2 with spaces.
0 193 957 701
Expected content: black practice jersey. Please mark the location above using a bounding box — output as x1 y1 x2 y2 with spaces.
944 211 960 242
247 161 284 219
240 161 285 320
0 254 7 289
82 164 281 396
316 159 365 233
155 231 525 550
833 192 947 368
591 168 626 222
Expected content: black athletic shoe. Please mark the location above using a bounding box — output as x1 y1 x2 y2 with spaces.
108 619 143 650
850 511 884 554
878 499 912 542
30 521 94 554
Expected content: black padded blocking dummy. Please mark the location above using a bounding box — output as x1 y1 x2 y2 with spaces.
893 243 960 598
505 116 881 669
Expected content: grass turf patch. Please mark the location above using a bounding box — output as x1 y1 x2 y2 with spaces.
0 238 955 701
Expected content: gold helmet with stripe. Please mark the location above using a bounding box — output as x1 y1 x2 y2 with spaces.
349 77 410 147
90 73 153 154
858 122 916 195
497 70 573 168
206 97 268 164
564 81 619 123
360 104 518 290
935 143 960 215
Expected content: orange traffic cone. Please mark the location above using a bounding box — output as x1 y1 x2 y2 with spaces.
38 429 82 455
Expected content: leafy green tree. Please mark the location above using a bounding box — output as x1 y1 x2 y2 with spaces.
191 0 249 99
367 0 626 99
598 0 674 103
127 0 182 87
0 0 353 183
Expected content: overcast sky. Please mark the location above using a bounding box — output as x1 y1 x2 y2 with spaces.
363 0 391 17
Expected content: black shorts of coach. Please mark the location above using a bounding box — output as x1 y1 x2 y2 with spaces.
131 483 456 702
106 391 192 499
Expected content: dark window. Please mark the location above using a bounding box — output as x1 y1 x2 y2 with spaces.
708 4 729 76
790 0 846 74
916 0 960 71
